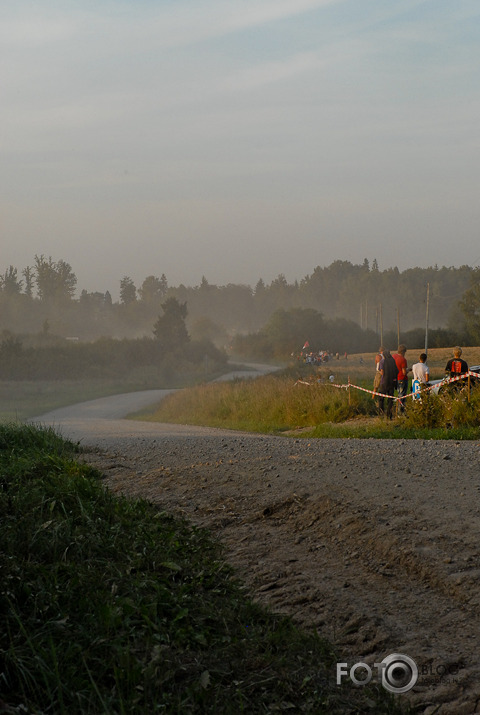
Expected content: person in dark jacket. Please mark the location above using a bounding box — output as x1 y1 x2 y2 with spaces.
377 349 398 418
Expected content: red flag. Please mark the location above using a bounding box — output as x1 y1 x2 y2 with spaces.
302 341 310 350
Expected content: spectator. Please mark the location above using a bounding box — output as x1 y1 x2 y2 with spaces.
445 347 468 386
378 349 397 419
373 346 384 395
411 353 429 399
393 344 410 413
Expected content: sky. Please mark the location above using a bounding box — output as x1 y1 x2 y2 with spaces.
2 0 480 297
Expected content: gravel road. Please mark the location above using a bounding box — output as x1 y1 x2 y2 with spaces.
34 366 480 714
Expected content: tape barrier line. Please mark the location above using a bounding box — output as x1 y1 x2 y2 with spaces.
295 372 477 401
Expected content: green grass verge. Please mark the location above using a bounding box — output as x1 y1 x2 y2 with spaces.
0 423 407 713
304 420 480 440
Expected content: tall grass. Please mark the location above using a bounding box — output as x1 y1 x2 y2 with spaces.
0 423 405 713
402 383 480 430
137 374 376 432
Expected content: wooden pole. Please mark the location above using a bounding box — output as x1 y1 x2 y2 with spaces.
425 283 430 356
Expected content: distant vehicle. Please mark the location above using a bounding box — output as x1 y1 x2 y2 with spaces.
429 365 480 395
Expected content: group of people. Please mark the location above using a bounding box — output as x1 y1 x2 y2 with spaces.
374 345 469 418
374 345 409 418
296 349 347 365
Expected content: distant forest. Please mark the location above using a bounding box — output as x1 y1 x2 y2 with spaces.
1 255 480 353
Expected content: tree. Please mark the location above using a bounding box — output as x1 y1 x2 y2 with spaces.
459 271 480 344
119 276 137 305
153 297 189 350
263 307 325 354
0 266 22 295
254 278 266 296
22 267 35 298
34 255 76 302
138 275 167 303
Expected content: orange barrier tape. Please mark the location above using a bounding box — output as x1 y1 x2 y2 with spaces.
295 372 477 401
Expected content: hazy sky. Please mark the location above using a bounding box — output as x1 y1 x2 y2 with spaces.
2 0 480 297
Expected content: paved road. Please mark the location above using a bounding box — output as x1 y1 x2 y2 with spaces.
32 363 277 447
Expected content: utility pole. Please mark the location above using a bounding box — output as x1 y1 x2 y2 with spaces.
397 307 400 347
379 303 383 345
425 283 430 356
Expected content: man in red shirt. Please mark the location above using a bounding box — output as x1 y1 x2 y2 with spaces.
392 344 409 412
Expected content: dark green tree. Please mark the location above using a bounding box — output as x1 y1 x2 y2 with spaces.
153 297 189 350
139 275 167 303
119 276 137 305
0 266 22 295
22 266 35 298
34 255 76 302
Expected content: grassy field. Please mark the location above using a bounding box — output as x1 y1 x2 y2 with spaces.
0 422 406 714
133 347 480 440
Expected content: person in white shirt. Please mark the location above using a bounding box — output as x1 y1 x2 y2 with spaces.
412 353 429 384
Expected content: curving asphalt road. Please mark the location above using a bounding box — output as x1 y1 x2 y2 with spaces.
32 363 277 447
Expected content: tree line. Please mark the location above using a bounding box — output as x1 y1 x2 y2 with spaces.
1 255 479 348
0 293 227 382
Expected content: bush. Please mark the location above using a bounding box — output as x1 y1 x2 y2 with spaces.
402 384 480 429
0 335 227 382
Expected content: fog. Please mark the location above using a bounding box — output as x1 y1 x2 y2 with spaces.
3 1 480 297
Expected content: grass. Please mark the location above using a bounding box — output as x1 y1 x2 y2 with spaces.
0 423 407 713
306 420 480 440
132 374 370 433
132 347 480 440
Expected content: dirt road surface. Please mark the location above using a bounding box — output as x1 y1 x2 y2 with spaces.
34 367 480 714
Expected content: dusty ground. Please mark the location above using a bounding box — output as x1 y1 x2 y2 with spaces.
35 375 480 714
79 433 480 715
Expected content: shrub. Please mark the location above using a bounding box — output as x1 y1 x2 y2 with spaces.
402 385 480 429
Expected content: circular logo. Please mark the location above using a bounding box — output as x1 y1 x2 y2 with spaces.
380 653 418 694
